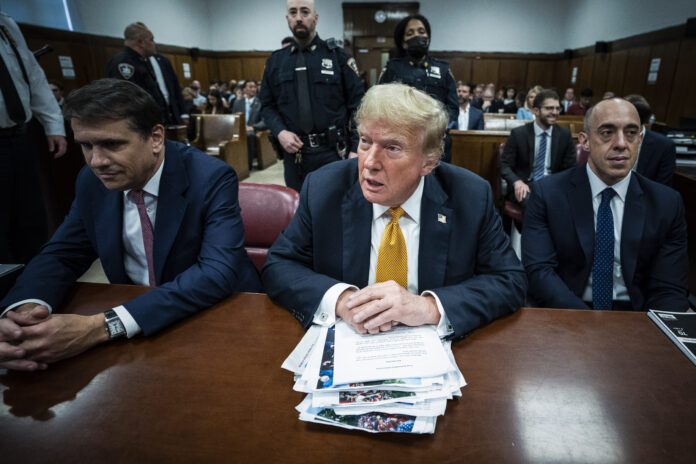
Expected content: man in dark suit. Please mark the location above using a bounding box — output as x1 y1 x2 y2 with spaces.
625 94 676 186
522 98 688 311
0 79 261 371
262 83 526 339
106 22 185 125
232 80 266 170
456 82 484 130
501 89 576 206
480 87 505 114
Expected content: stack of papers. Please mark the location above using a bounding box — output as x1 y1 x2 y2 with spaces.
282 320 466 434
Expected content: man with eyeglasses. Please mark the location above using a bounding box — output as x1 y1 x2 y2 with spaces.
521 98 688 311
501 89 576 207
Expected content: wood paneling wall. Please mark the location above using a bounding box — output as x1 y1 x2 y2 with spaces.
19 22 696 127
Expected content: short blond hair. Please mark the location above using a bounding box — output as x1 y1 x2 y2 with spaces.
355 83 448 162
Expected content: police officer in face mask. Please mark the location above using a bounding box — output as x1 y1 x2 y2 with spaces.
379 14 458 163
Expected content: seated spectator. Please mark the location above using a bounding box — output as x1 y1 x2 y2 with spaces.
481 87 505 114
603 91 615 100
182 86 201 140
566 88 593 115
204 90 229 115
516 86 542 120
229 83 244 106
281 36 294 48
232 79 266 170
503 86 516 106
470 83 484 109
456 81 484 130
496 88 504 101
560 87 575 114
190 80 206 106
48 79 65 111
522 98 687 311
625 94 676 186
502 89 576 206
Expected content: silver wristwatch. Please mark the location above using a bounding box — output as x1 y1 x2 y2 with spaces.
104 310 126 339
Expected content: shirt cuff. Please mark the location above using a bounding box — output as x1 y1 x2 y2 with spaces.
421 290 454 338
1 299 53 317
313 283 358 326
113 305 142 338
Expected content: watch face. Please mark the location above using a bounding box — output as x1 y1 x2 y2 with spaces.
107 319 125 337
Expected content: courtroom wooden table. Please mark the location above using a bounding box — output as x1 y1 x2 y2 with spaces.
1 283 694 463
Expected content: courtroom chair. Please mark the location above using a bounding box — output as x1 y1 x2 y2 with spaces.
191 114 250 180
238 183 299 272
576 142 589 164
165 124 188 144
254 130 278 170
499 141 523 258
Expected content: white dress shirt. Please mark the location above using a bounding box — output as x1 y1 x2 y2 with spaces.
0 13 64 135
3 157 166 337
149 56 170 104
457 105 469 131
312 177 454 337
582 164 631 303
533 121 553 177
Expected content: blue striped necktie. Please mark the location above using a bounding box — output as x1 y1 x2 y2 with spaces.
533 132 548 181
592 188 616 310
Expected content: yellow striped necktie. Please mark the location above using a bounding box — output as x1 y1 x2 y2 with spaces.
375 207 407 289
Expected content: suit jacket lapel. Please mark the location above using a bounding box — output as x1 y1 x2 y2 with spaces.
549 127 560 170
341 180 371 287
92 186 129 283
418 174 452 292
621 175 645 286
526 123 535 171
153 143 188 285
568 166 595 266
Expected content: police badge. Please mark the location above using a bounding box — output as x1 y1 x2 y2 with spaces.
118 63 135 79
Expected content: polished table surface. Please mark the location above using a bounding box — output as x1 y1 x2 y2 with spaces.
1 283 695 463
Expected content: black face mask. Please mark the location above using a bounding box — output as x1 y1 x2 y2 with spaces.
405 36 428 59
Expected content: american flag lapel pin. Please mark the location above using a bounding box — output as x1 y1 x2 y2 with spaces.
438 213 447 224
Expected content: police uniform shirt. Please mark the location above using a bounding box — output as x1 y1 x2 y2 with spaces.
379 56 459 125
106 46 171 123
0 13 64 135
259 35 365 152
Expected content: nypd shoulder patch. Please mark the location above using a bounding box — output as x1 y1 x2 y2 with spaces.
347 57 359 75
118 63 135 79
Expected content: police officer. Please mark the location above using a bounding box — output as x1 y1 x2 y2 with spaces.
259 0 365 191
379 14 458 162
106 22 184 125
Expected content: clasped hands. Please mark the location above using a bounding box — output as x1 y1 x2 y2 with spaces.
0 303 108 371
335 281 440 334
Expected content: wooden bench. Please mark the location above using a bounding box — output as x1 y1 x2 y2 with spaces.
190 113 249 180
254 130 278 170
450 130 510 207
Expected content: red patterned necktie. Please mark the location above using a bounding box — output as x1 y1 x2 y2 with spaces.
128 190 156 287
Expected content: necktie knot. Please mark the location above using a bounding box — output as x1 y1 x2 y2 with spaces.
601 188 616 203
128 189 145 206
388 207 405 223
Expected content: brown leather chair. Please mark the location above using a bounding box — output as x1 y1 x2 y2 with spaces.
575 142 589 164
191 114 249 180
238 183 299 272
499 142 524 224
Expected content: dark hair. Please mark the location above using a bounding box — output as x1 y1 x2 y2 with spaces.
456 81 471 91
63 78 162 139
624 94 652 125
580 88 594 97
393 14 431 53
281 36 294 46
204 89 225 114
243 80 257 89
533 89 560 109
